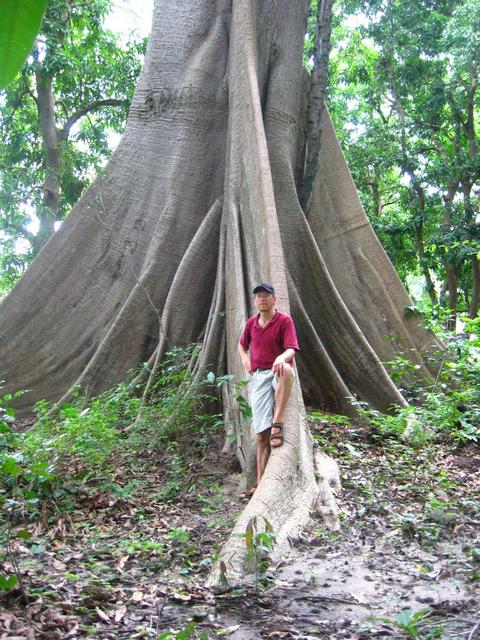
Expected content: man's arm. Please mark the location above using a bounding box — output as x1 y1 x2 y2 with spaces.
272 348 296 376
238 341 253 375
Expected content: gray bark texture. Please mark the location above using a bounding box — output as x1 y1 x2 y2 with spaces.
0 0 441 583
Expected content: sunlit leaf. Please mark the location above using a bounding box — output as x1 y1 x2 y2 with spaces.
0 0 49 88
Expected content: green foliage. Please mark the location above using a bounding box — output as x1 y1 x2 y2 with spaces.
234 381 253 422
307 410 351 426
0 0 146 293
213 374 252 424
119 538 165 555
33 381 141 469
369 608 440 639
156 622 199 640
0 345 226 596
0 391 56 521
243 516 276 589
132 346 224 453
0 390 49 594
355 316 480 446
2 344 223 506
328 0 480 313
167 527 190 543
155 442 188 502
0 0 48 88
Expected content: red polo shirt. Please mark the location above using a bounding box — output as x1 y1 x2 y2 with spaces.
239 311 300 371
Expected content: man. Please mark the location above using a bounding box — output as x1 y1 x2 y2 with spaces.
238 283 300 497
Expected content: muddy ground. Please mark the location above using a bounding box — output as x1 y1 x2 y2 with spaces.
1 419 479 639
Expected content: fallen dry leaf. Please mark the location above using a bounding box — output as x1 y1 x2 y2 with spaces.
117 554 129 570
115 604 127 622
53 559 67 571
217 625 241 636
351 592 371 604
95 607 111 623
131 590 144 602
172 592 191 602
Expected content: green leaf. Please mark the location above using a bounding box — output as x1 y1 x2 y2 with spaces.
15 529 32 540
1 456 21 477
395 610 414 626
245 519 254 554
0 574 18 591
175 621 197 640
0 0 49 88
206 371 215 384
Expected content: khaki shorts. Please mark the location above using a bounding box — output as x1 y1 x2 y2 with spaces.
250 368 295 434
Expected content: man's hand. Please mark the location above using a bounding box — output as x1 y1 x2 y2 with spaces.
242 358 253 375
272 355 286 376
272 348 296 376
238 343 253 375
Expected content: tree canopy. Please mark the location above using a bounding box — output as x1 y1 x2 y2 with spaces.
329 0 479 325
0 0 145 293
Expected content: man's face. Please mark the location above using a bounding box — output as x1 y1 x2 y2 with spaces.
254 291 275 313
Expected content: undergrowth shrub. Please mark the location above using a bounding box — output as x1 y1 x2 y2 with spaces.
1 345 224 508
0 390 57 521
1 346 225 593
130 345 224 450
1 390 57 593
367 315 480 446
32 382 141 471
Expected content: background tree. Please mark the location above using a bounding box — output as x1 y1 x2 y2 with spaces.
0 0 145 293
329 0 480 325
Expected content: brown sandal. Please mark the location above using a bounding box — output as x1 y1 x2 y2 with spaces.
270 423 284 448
239 485 257 499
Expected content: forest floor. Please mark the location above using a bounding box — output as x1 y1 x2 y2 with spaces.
1 416 479 640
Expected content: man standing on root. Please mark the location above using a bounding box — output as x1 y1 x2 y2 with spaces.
238 283 300 497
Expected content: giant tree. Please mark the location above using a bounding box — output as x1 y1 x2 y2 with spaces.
0 0 440 582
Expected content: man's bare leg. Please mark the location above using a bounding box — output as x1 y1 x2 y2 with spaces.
256 429 271 485
271 364 293 446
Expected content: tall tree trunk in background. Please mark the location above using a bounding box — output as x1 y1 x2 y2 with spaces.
463 59 478 318
444 182 459 330
0 0 441 582
469 256 479 318
463 182 480 318
392 86 438 306
34 47 62 252
414 195 438 307
31 13 126 254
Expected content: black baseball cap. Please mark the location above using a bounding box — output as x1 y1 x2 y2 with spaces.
253 283 275 294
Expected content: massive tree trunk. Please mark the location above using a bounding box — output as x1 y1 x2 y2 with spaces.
0 0 441 582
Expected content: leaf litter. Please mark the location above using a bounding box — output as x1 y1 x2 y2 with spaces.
1 419 479 639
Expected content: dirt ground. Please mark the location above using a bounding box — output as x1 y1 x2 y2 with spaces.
1 419 479 639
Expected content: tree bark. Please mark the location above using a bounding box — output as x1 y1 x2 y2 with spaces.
444 182 459 330
463 182 480 318
0 0 442 582
298 0 334 215
34 53 62 252
414 200 438 307
461 61 479 318
470 255 480 318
